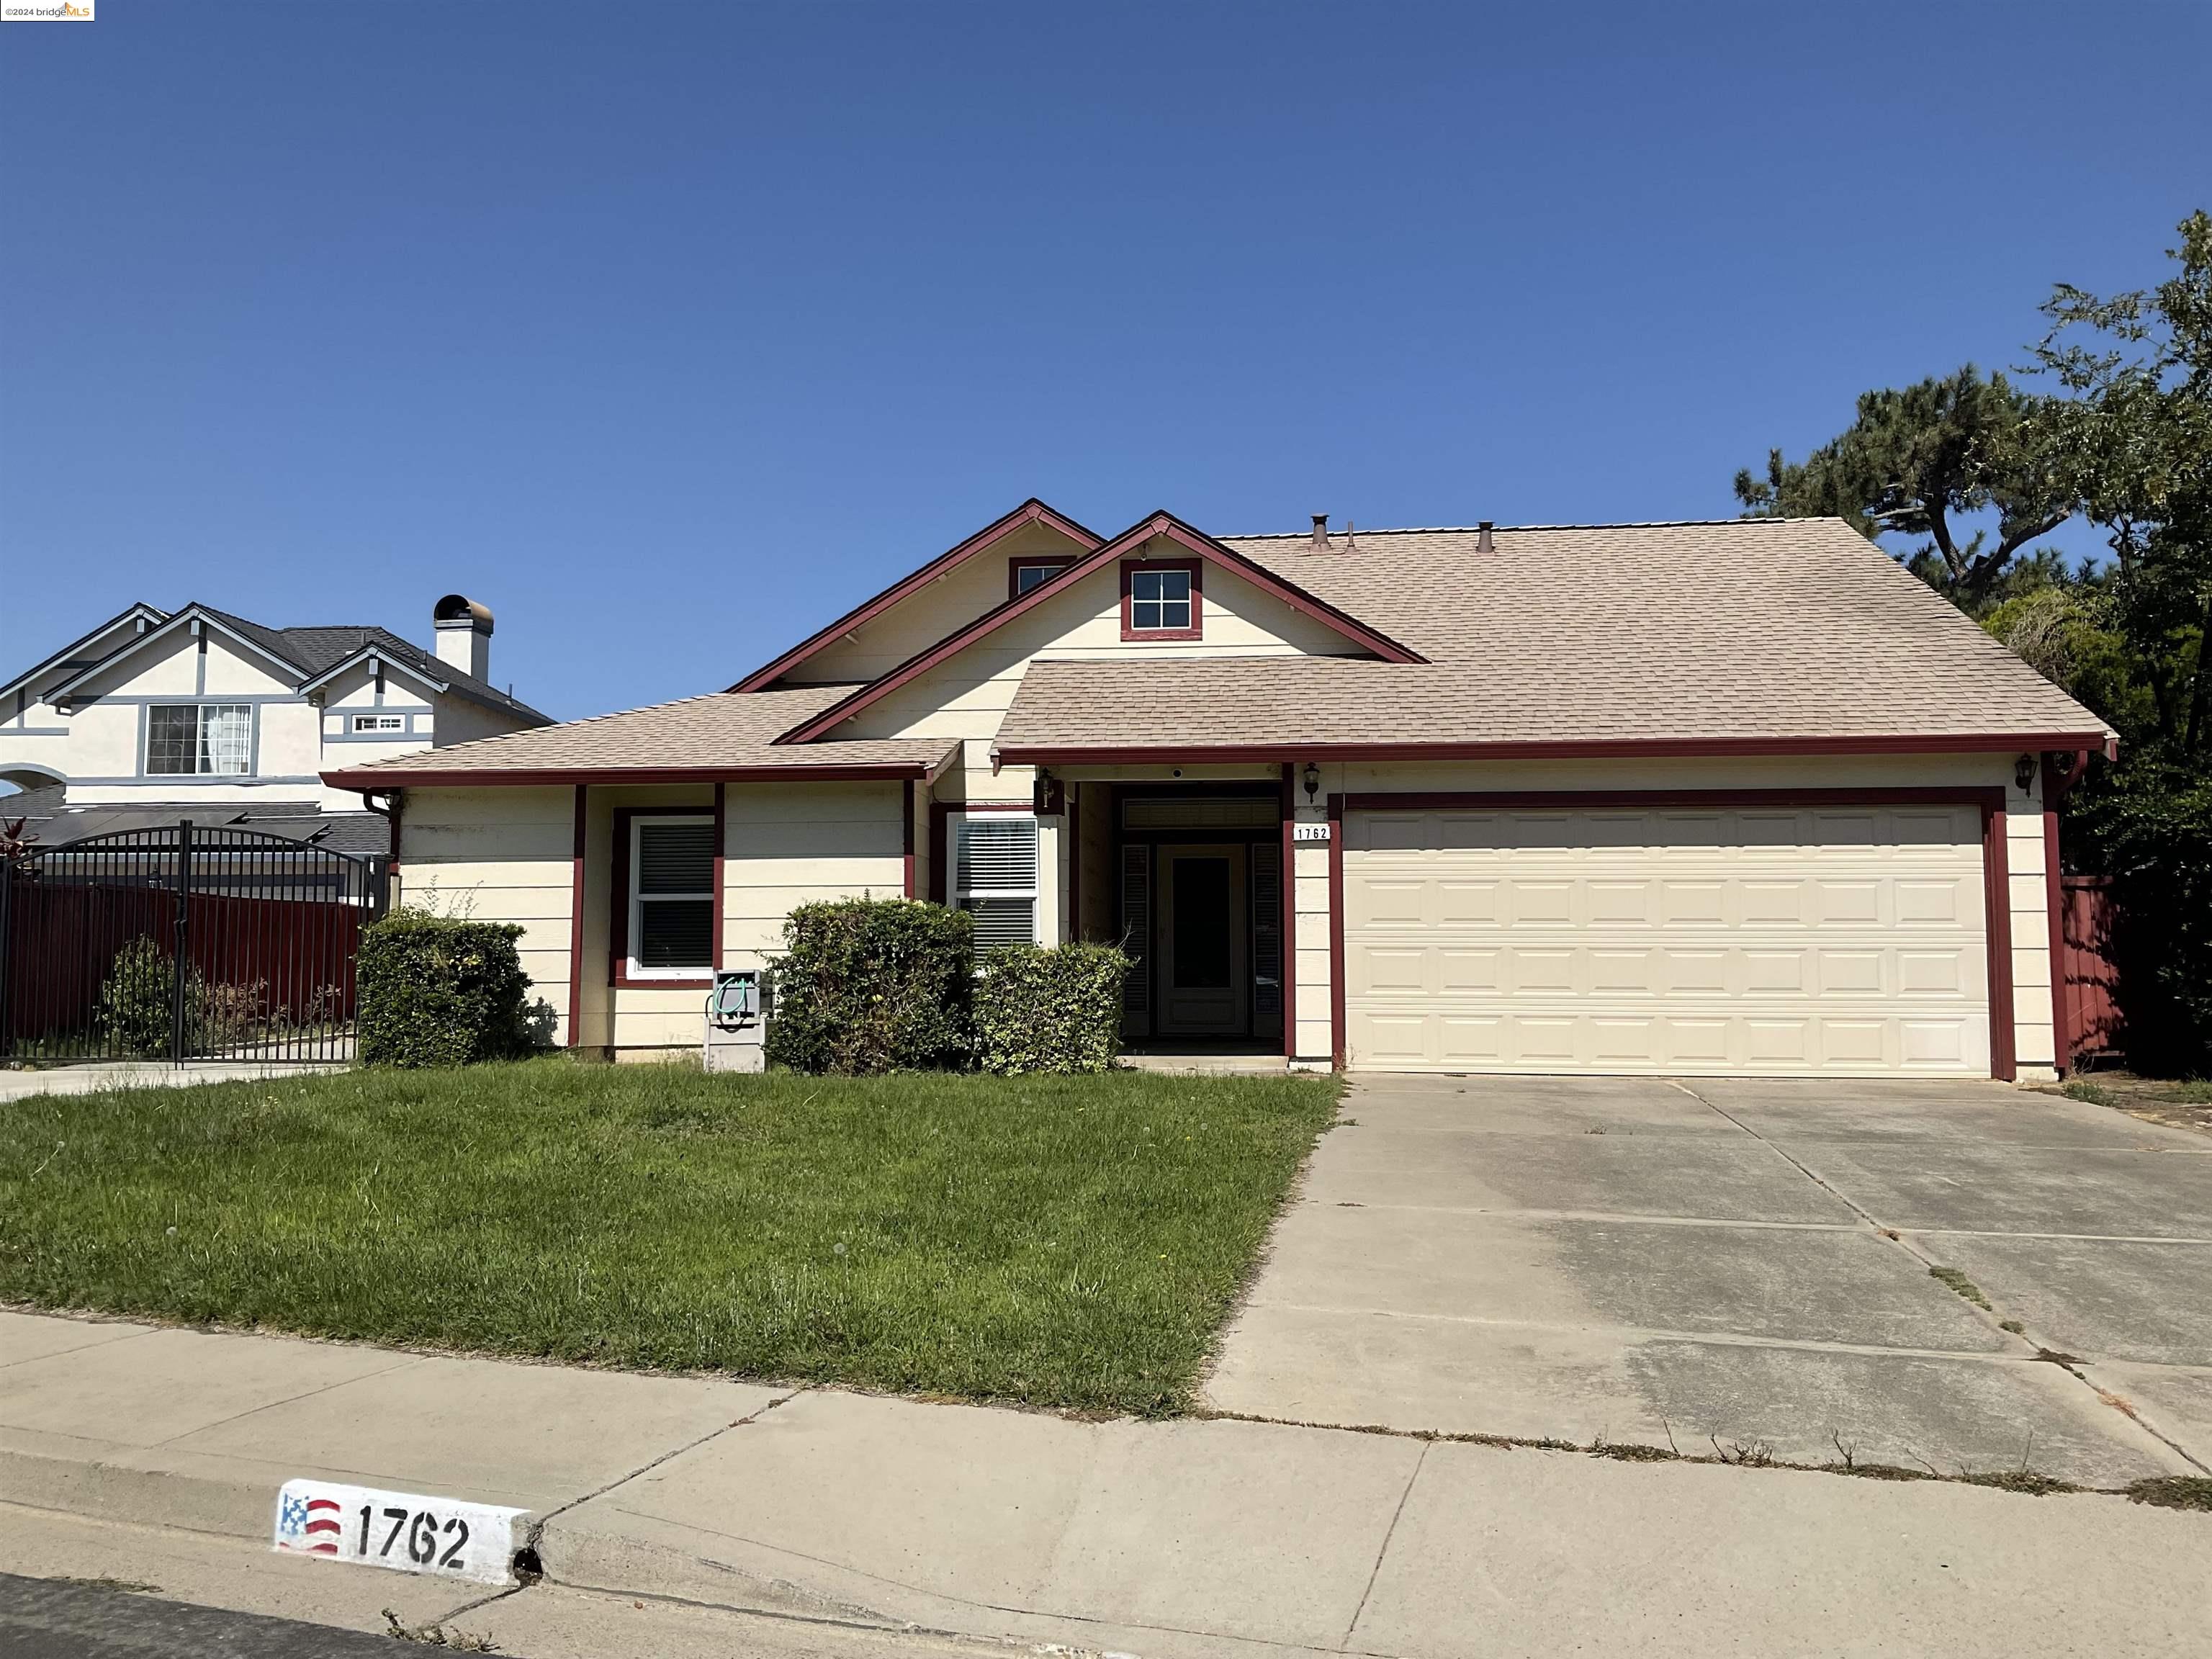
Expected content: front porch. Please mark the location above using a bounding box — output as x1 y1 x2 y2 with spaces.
933 770 1309 1066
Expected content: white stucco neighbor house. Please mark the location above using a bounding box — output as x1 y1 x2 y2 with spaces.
1 594 549 855
323 502 2114 1081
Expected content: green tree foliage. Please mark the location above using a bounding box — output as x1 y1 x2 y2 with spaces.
1736 212 2211 1071
1734 366 2070 603
2026 212 2212 1072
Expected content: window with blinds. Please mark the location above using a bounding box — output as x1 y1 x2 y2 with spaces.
630 817 715 975
951 812 1039 950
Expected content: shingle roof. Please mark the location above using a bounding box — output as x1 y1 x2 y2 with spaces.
192 606 549 723
994 518 2110 755
323 685 953 785
0 783 391 858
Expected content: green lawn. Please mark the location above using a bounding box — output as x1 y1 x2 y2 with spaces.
0 1061 1339 1413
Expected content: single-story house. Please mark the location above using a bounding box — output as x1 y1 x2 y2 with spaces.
324 502 2113 1080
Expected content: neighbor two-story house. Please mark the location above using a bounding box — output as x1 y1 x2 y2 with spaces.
324 502 2113 1082
1 595 549 854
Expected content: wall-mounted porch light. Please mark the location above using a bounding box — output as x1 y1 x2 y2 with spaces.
1303 762 1321 805
2015 754 2038 795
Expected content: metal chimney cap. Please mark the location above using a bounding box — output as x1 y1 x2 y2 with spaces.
1476 521 1495 554
433 594 494 634
1310 514 1329 550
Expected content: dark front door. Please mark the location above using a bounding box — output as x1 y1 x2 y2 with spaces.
1157 844 1247 1035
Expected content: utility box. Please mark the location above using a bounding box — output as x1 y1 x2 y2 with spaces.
703 968 771 1074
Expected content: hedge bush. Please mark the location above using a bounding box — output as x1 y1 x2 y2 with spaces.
976 941 1130 1076
763 898 974 1075
97 937 207 1057
356 909 534 1068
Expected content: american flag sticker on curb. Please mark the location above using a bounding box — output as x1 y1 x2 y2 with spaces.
273 1480 526 1586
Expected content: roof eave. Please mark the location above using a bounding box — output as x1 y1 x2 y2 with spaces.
321 750 956 791
0 602 171 704
45 605 307 701
773 510 1425 747
729 498 1107 693
997 732 2118 766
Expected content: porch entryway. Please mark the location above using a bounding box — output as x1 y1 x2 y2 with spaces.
1092 786 1285 1053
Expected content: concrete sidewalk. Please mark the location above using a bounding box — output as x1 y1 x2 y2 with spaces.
0 1062 346 1102
3 1309 2207 1658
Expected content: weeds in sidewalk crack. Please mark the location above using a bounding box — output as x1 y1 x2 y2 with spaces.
2126 1475 2212 1511
1928 1265 1992 1310
381 1608 499 1650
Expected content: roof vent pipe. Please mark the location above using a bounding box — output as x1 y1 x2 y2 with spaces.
1310 514 1329 550
1342 519 1357 552
1477 520 1495 555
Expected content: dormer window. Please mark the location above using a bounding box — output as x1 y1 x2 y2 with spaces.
1121 559 1202 641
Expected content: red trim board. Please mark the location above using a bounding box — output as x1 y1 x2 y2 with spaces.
773 510 1426 747
609 804 718 990
325 760 943 789
731 498 1105 693
1280 761 1297 1060
1330 787 2017 1082
567 786 588 1048
902 778 916 899
711 782 727 973
1327 792 1346 1069
996 733 2113 768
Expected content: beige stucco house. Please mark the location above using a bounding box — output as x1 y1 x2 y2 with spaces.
323 501 2113 1080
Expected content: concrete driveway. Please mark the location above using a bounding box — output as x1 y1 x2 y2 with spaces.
1206 1075 2212 1488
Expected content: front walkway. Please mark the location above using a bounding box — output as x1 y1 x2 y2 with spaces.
1 1309 2206 1658
0 1061 349 1103
1208 1074 2212 1486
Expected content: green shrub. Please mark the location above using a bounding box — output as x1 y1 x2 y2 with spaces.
975 941 1130 1076
763 898 974 1074
96 936 207 1056
356 908 533 1069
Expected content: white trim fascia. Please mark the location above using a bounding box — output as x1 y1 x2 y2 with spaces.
45 606 306 701
0 602 171 703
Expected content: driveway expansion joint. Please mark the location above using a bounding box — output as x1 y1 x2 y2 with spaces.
1662 1079 2212 1477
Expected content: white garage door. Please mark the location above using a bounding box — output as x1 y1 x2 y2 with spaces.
1343 802 1991 1076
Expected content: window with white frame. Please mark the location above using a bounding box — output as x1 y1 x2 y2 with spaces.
146 704 253 775
351 714 406 732
951 811 1040 950
629 816 716 976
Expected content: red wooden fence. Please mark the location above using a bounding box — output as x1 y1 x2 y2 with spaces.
2059 876 2121 1064
4 879 362 1046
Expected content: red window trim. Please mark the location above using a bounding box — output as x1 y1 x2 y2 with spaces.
1008 554 1079 601
1120 557 1204 642
1329 787 2016 1082
610 804 719 989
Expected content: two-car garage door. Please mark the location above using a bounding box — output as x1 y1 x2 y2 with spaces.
1342 802 1992 1076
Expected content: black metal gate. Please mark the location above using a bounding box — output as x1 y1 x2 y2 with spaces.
0 822 386 1066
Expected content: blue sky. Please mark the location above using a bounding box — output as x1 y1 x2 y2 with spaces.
4 1 2206 724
